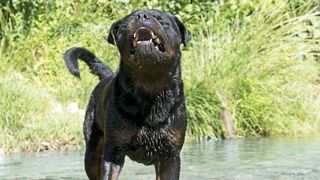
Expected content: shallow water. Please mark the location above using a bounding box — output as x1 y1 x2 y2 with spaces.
1 138 320 180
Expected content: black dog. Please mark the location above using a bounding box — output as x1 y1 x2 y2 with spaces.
64 9 191 180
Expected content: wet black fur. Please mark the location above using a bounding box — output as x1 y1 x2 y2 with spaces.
64 9 191 180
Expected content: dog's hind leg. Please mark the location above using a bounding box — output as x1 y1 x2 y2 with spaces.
84 125 104 180
84 97 104 180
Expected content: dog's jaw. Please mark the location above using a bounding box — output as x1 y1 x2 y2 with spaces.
132 27 166 53
121 23 179 93
128 26 171 66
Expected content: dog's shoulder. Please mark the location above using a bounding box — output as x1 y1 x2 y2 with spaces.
91 75 115 111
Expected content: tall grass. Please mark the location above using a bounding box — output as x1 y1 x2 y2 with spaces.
0 0 319 153
184 0 320 138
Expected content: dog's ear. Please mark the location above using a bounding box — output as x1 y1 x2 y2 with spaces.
107 20 122 46
172 15 191 46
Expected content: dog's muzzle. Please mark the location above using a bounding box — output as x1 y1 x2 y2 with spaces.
132 27 166 53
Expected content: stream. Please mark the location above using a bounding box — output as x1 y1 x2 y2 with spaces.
1 137 320 179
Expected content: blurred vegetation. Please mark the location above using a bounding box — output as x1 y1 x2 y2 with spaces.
0 0 319 153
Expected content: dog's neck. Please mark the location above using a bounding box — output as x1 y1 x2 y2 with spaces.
118 59 182 95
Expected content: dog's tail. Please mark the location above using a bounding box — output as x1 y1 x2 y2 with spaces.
64 47 113 80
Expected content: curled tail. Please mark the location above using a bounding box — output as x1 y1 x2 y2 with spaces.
64 47 113 80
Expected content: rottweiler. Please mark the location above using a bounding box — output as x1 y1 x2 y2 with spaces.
64 9 191 180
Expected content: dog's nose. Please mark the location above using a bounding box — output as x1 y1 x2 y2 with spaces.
135 13 149 21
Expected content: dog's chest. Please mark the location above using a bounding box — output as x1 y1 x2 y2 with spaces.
125 126 178 165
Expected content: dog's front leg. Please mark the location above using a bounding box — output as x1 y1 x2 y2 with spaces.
155 155 181 180
101 145 125 180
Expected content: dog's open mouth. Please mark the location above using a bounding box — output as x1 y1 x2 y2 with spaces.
132 27 166 53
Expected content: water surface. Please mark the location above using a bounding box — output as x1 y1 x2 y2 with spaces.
1 138 319 179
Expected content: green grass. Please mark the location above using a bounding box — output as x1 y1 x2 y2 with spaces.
184 1 320 137
1 0 319 153
0 72 83 153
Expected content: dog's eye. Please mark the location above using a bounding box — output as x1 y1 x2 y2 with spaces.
153 15 170 27
162 21 170 26
159 21 170 28
152 14 162 21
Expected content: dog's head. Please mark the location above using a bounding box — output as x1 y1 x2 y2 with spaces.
107 9 191 68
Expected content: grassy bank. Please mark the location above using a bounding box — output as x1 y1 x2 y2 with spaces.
1 0 319 154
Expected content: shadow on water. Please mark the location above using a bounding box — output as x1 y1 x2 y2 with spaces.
1 137 320 179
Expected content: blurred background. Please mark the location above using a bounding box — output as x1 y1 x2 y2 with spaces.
0 0 319 154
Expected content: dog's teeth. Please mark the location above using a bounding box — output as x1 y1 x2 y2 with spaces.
155 38 161 44
149 39 152 42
